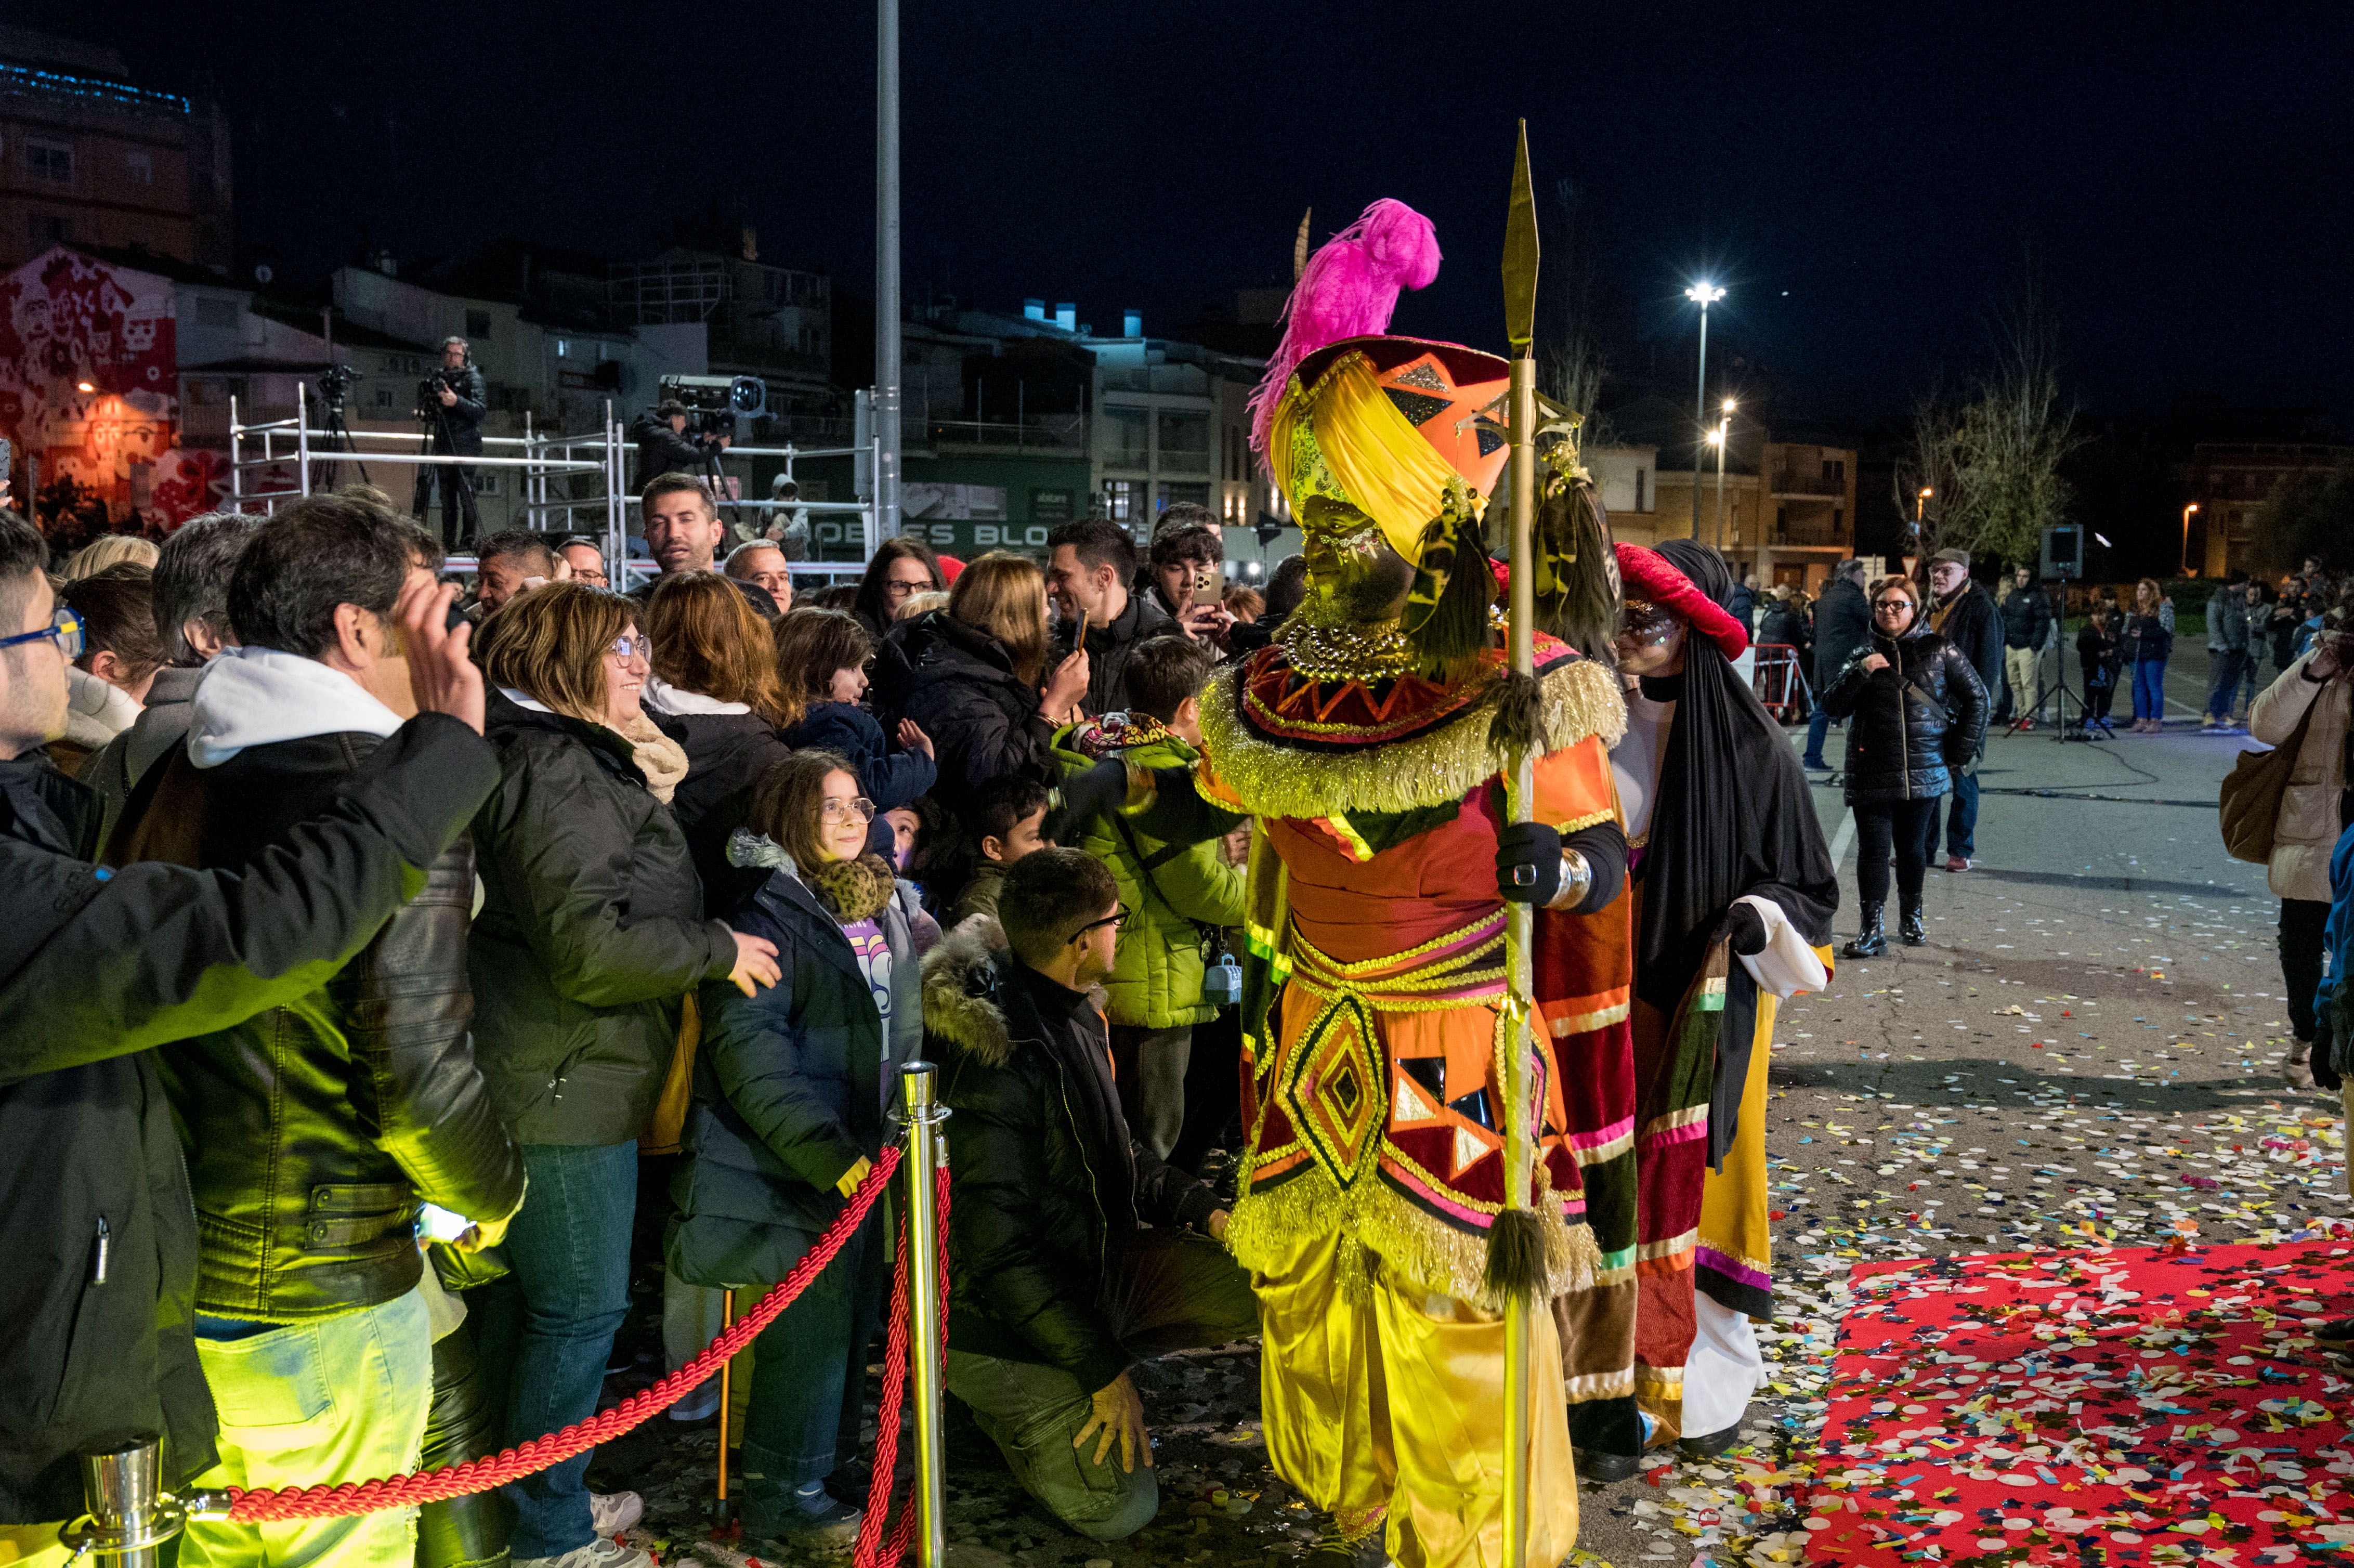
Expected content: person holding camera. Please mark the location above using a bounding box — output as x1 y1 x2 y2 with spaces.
414 337 487 551
631 401 724 491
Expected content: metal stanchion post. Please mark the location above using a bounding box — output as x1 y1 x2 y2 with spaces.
900 1061 950 1568
59 1439 185 1568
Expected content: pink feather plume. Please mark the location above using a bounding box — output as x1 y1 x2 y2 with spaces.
1246 199 1443 459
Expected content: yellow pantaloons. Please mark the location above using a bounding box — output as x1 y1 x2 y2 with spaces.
1252 1226 1579 1568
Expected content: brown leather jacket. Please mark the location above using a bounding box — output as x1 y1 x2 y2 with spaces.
113 731 524 1321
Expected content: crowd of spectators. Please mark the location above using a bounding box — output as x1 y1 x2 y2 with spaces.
0 472 1293 1568
11 458 2348 1566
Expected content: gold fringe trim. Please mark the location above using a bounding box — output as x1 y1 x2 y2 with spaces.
1200 655 1627 819
1225 1161 1601 1311
1563 1368 1639 1404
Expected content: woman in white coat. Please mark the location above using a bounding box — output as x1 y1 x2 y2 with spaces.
2249 629 2353 1088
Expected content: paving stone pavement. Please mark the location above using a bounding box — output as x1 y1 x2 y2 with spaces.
585 655 2344 1568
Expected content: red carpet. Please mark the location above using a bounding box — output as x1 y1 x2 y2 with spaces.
1804 1242 2354 1565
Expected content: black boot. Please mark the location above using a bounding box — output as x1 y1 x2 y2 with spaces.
1843 902 1887 958
1900 904 1926 945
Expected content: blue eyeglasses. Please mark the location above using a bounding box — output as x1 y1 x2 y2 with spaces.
0 607 84 661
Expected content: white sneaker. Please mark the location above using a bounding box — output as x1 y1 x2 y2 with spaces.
588 1493 645 1536
515 1539 652 1568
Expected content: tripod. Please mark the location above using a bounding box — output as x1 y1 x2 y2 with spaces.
413 396 480 550
2006 631 2101 744
698 439 748 539
313 391 371 492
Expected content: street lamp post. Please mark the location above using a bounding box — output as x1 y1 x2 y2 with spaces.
874 0 903 542
2180 503 2200 576
1685 282 1725 538
1714 396 1735 557
1917 487 1932 524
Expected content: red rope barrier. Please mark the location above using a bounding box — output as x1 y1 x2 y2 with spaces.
853 1164 950 1568
223 1144 910 1524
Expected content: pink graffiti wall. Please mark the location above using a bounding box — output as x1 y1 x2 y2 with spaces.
0 245 192 520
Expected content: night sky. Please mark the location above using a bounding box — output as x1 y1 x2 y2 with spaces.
44 0 2354 430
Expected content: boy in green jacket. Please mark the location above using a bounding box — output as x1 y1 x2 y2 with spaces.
1050 636 1246 1156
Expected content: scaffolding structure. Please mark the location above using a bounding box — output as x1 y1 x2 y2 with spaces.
227 389 882 583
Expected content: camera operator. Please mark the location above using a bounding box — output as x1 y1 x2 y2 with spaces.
413 336 488 551
631 400 728 491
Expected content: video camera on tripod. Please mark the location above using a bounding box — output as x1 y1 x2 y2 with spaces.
316 362 364 412
416 368 474 416
657 374 766 439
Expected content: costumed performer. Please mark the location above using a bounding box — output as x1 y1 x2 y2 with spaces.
1062 198 1635 1568
1575 540 1835 1475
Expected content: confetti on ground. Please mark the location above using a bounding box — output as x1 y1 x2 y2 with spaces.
1803 1242 2354 1566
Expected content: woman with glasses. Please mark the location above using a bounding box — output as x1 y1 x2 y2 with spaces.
847 535 945 645
463 582 782 1568
669 750 931 1551
1819 576 1989 957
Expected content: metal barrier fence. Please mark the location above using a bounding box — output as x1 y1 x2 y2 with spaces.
225 390 882 586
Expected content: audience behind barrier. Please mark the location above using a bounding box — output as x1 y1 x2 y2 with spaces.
0 502 1508 1563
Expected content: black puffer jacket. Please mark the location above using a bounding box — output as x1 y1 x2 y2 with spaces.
1820 624 1990 804
876 610 1056 794
670 860 923 1286
0 716 496 1521
427 364 488 456
114 735 524 1321
648 702 793 918
468 691 739 1147
924 921 1221 1394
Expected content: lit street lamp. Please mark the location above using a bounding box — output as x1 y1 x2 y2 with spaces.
2180 503 2200 576
1916 487 1932 523
1712 397 1735 554
1685 281 1725 537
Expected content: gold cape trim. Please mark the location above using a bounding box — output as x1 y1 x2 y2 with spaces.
1224 1161 1601 1311
1199 654 1627 819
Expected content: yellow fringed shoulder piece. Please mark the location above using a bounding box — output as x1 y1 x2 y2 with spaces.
1198 652 1627 822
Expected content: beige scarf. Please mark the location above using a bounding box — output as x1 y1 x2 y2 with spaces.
616 711 689 804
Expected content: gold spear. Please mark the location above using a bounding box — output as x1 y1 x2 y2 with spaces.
1498 116 1541 1568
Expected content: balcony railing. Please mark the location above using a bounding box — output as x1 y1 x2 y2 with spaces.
1769 469 1844 498
928 414 1088 452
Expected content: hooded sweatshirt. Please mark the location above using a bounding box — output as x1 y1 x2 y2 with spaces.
186 645 405 768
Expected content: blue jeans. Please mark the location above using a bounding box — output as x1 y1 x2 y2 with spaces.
1803 707 1835 765
740 1211 884 1528
2132 657 2167 722
489 1143 638 1560
1940 773 1979 860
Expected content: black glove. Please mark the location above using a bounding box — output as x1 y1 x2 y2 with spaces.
1048 757 1129 839
1724 900 1769 956
1495 821 1562 905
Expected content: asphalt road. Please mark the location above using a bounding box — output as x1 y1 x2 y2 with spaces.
606 649 2344 1568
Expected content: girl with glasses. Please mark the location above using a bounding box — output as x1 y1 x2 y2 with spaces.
1817 576 1990 956
668 749 935 1550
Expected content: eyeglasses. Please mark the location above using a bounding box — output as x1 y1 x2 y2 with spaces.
1067 904 1130 944
1872 598 1914 612
606 634 649 661
882 577 930 601
0 606 84 660
820 796 877 824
